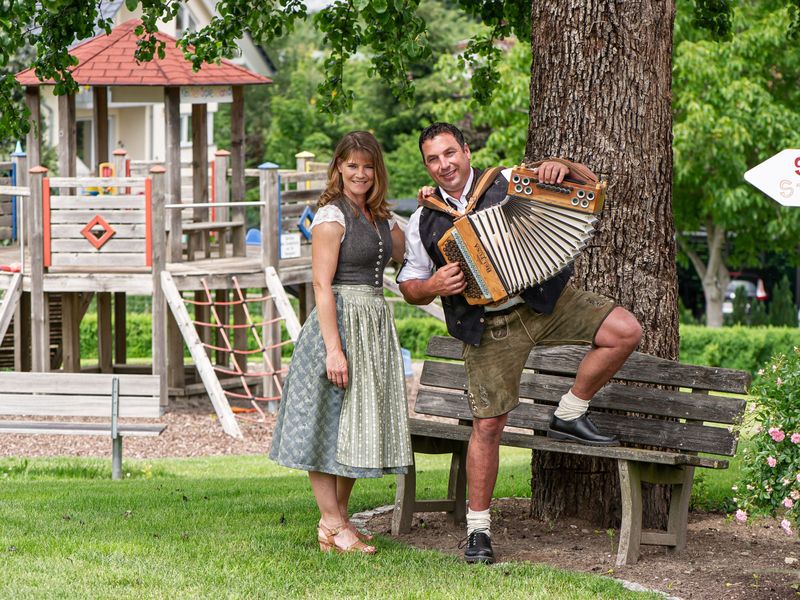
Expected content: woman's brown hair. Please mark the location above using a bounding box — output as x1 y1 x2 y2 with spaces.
318 131 391 220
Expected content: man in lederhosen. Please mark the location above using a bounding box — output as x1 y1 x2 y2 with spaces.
397 122 642 564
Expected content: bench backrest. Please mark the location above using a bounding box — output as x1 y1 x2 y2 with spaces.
416 336 750 457
0 373 162 418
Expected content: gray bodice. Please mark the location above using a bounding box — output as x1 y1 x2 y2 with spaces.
330 197 393 288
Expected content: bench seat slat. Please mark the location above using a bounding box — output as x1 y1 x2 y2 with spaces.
408 419 727 469
0 395 163 418
415 390 738 456
420 362 746 424
426 336 750 394
0 372 160 395
0 421 166 437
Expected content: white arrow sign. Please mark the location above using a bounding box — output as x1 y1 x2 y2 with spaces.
744 149 800 207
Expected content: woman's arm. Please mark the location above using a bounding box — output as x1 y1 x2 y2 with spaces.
311 221 349 389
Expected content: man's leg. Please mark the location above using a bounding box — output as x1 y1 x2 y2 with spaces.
571 307 642 399
549 305 641 445
467 413 509 511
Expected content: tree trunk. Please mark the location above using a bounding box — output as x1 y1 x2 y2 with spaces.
526 0 678 529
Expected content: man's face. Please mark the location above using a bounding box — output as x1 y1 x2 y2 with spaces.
421 133 472 198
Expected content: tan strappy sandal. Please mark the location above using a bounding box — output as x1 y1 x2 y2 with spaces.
345 519 374 543
318 521 377 554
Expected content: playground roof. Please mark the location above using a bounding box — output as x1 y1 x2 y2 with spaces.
16 19 272 87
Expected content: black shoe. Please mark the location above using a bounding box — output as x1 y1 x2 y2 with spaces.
547 413 620 446
461 529 494 564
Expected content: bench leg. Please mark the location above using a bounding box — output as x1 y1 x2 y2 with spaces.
667 466 694 554
446 441 467 526
392 459 417 535
112 436 123 480
616 459 643 566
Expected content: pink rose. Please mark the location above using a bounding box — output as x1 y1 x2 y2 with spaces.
781 519 793 535
735 509 747 523
797 473 800 483
769 428 786 442
791 490 800 501
792 433 800 444
767 456 778 467
784 497 794 509
776 377 783 387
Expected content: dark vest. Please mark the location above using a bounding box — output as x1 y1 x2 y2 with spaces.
418 168 572 345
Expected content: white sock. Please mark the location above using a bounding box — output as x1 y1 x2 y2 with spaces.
553 388 590 421
467 507 491 537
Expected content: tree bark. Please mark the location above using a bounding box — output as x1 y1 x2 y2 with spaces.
527 0 678 528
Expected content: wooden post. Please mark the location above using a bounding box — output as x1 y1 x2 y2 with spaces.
616 460 643 566
28 166 49 372
57 93 77 180
295 150 314 174
97 292 113 373
112 148 127 178
299 284 315 324
93 86 109 170
61 292 81 372
113 152 128 366
259 163 281 398
150 167 168 407
165 87 184 390
230 85 246 256
214 150 230 258
191 103 209 259
24 87 41 169
165 87 182 263
214 289 229 367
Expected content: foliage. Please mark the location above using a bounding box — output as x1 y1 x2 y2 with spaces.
673 0 800 326
680 324 800 375
729 283 750 325
734 347 800 536
769 276 799 327
395 317 448 358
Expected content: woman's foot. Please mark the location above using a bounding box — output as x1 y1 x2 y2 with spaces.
318 521 376 554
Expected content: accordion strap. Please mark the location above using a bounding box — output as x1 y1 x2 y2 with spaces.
419 166 504 217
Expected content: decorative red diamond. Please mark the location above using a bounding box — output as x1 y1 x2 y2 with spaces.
81 214 116 250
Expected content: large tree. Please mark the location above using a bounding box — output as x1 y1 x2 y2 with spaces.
3 0 796 527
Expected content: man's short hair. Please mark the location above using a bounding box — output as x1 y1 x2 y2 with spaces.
418 122 466 158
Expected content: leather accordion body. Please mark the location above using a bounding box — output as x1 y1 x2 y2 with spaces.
437 166 607 306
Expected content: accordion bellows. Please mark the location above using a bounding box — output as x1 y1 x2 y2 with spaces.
438 166 607 306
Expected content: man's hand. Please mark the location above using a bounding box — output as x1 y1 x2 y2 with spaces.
429 262 466 297
417 185 437 205
533 161 570 184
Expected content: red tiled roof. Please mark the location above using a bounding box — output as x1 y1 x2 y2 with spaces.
16 20 271 87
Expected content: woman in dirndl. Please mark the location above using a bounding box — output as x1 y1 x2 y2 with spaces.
269 131 412 554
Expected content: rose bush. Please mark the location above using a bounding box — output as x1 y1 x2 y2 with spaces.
734 346 800 535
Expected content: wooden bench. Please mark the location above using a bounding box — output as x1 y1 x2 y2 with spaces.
0 373 165 479
393 335 750 566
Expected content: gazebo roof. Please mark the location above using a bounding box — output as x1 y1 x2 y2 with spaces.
16 19 272 87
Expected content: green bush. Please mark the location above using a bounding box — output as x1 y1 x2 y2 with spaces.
680 325 800 375
395 317 448 358
769 276 798 327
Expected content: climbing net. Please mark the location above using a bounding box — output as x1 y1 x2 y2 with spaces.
182 276 294 423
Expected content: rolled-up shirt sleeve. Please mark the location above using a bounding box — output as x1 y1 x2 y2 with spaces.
396 207 435 283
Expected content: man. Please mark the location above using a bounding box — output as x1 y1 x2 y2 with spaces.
397 122 642 564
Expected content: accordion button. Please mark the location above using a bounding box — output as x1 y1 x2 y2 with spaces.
456 320 461 325
479 318 485 324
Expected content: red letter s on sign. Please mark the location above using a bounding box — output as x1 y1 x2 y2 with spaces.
795 155 800 176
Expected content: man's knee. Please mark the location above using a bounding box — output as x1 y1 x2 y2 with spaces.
471 415 507 445
597 307 641 352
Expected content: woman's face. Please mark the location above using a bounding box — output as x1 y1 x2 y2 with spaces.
337 151 375 203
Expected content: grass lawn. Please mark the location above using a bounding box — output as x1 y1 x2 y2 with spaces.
0 449 662 599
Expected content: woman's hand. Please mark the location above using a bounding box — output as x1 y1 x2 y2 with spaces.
326 348 349 389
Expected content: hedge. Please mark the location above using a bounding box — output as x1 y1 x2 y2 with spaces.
78 314 800 375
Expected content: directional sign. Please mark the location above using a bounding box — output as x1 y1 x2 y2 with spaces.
744 149 800 207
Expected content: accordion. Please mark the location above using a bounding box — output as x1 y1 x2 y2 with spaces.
438 166 606 306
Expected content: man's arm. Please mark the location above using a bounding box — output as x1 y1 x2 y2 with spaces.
399 262 466 305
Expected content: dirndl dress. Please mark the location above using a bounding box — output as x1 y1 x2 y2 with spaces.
269 199 412 478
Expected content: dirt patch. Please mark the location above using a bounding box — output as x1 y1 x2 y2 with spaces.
365 498 800 599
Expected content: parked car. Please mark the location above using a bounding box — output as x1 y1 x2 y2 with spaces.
722 279 766 315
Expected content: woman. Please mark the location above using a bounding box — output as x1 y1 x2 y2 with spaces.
269 131 412 554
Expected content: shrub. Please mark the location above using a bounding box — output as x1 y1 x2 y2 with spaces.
769 276 798 328
395 317 448 358
734 346 800 536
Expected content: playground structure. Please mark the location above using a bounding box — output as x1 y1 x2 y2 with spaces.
0 21 324 437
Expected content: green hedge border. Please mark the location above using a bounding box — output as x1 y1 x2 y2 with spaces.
80 315 800 375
